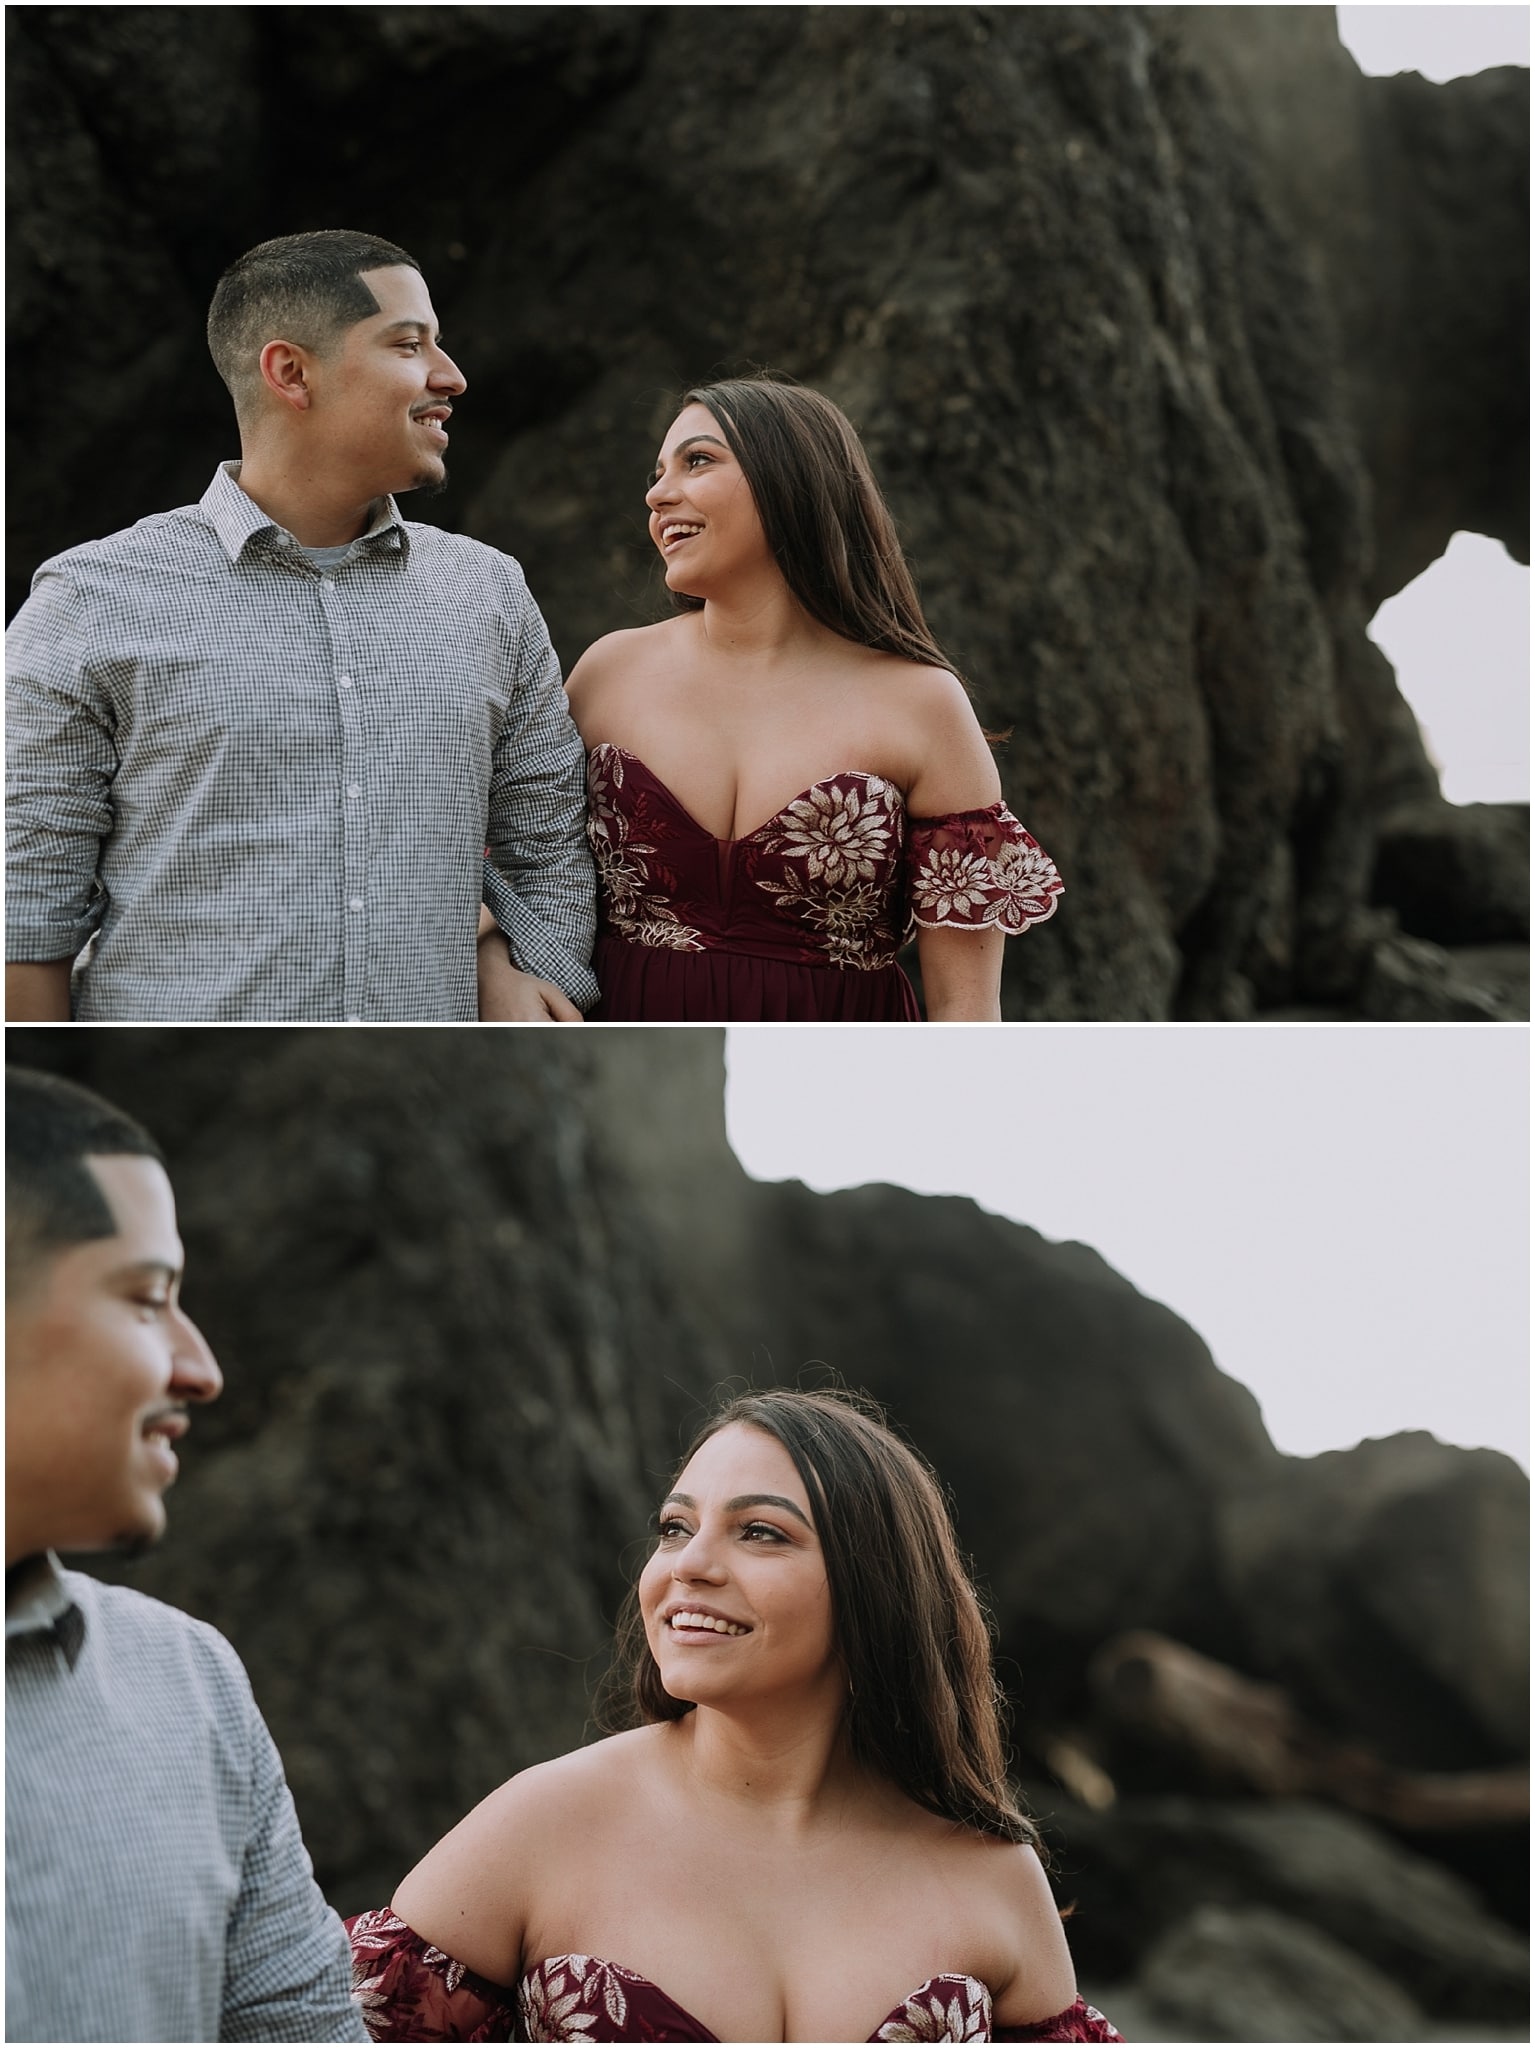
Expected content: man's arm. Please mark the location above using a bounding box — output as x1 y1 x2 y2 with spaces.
484 576 599 1013
5 961 72 1020
475 904 582 1020
6 567 114 1008
222 1706 369 2043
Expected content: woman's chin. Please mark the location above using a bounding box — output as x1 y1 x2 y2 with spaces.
661 560 705 600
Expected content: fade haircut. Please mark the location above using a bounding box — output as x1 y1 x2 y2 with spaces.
5 1069 164 1301
599 1385 1042 1850
207 228 421 417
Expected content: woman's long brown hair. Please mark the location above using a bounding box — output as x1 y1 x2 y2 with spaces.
596 1386 1040 1849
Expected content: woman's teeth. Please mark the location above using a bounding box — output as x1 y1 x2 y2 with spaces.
670 1611 747 1635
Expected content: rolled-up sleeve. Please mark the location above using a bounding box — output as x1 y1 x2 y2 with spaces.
482 579 599 1011
5 569 115 963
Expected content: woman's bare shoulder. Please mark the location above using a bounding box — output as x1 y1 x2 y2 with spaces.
472 1727 662 1820
863 660 999 812
567 618 692 716
389 1731 665 1978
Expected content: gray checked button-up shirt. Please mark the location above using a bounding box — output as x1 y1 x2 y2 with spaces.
5 463 598 1019
5 1553 368 2043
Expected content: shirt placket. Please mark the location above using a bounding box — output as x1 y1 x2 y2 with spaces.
316 566 370 1023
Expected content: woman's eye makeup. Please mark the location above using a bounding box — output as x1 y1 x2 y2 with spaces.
653 1513 790 1545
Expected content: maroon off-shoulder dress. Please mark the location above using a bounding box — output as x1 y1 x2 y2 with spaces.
347 1911 1123 2043
584 746 1063 1021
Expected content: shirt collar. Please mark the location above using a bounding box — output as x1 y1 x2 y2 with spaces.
6 1551 86 1667
200 460 410 565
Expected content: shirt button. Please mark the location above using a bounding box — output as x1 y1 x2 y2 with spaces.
345 1015 361 1024
348 896 364 912
346 784 361 800
338 676 353 689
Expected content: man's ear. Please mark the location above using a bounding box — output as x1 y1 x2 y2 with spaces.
258 338 315 412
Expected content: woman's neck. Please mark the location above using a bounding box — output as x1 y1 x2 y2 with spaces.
691 579 837 669
669 1700 865 1836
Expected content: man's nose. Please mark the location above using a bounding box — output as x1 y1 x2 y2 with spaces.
432 349 467 397
170 1310 223 1403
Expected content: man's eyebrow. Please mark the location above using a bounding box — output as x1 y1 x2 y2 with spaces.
659 1489 812 1529
378 319 436 339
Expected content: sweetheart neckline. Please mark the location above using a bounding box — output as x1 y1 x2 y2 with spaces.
588 741 898 848
518 1952 991 2042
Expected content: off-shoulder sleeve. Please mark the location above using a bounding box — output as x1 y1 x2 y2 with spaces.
347 1908 519 2043
905 803 1063 934
995 1994 1125 2040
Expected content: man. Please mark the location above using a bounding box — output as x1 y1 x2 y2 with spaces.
5 228 596 1021
5 1066 369 2042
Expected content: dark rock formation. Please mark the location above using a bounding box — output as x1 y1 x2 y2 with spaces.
1134 1903 1426 2042
1373 800 1530 948
1047 1793 1530 2020
5 7 1526 1018
1170 7 1530 601
1218 1435 1530 1771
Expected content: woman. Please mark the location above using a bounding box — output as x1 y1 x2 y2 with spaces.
348 1389 1122 2042
479 379 1062 1022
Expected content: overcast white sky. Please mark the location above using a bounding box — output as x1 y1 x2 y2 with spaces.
1335 5 1531 805
725 1027 1529 1470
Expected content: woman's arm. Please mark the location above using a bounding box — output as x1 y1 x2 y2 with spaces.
900 670 1061 1020
916 925 1006 1022
901 672 1007 1021
985 1843 1083 2032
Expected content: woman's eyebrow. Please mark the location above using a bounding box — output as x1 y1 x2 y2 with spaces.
659 1489 812 1528
652 433 730 478
728 1492 812 1526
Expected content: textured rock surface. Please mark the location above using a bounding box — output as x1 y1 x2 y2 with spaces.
1170 7 1530 601
1373 801 1531 948
1134 1902 1426 2042
1218 1435 1531 1771
5 7 1526 1018
1049 1794 1530 2018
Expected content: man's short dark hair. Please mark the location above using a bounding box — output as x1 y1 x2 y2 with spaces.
206 228 421 416
5 1069 164 1298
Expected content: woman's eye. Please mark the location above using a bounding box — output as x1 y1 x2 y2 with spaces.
655 1518 691 1541
742 1522 785 1542
686 451 712 468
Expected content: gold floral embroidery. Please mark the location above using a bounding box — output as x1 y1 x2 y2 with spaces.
586 749 705 953
907 809 1063 933
875 1974 992 2041
770 779 899 883
757 776 906 969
